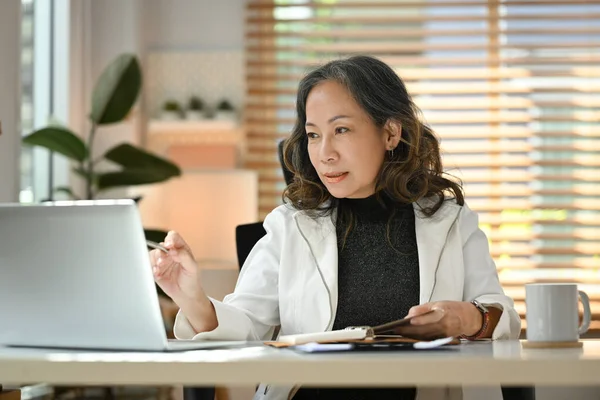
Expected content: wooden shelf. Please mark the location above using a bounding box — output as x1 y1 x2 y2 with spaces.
147 120 244 151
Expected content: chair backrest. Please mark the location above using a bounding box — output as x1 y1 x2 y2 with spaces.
235 222 267 270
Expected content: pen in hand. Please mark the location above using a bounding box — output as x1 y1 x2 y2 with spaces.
146 240 169 254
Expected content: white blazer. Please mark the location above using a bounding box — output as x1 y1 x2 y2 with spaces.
174 199 522 400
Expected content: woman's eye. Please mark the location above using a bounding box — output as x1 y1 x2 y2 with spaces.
306 132 319 139
335 127 349 134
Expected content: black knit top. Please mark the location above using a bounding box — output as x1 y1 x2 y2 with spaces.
294 193 420 400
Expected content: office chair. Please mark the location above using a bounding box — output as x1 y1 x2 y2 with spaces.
235 223 267 269
182 387 215 400
501 387 535 400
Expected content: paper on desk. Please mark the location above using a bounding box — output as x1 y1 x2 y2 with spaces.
413 336 455 349
292 337 455 353
267 336 458 349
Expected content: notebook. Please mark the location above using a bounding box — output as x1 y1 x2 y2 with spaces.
272 310 458 347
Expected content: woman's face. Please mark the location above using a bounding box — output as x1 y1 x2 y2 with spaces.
305 80 398 199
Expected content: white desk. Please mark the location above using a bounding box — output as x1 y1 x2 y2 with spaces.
1 340 599 387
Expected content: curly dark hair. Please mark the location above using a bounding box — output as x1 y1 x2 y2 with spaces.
282 55 463 227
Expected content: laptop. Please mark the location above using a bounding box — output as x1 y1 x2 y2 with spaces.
0 200 244 352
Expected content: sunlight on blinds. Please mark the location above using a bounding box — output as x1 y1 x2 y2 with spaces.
245 0 600 332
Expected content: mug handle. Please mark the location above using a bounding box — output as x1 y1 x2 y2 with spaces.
578 290 592 335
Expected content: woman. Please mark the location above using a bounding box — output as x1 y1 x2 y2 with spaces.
150 55 521 400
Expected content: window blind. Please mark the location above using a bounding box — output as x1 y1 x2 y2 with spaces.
245 0 600 333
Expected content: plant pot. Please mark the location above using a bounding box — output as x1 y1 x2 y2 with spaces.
186 110 207 121
160 110 182 121
214 110 237 122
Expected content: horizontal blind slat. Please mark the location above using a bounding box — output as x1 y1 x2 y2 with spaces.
247 27 600 39
247 14 600 24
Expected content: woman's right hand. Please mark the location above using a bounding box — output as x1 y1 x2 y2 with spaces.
149 231 218 333
149 230 202 302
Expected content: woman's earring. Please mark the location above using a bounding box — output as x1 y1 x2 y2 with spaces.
389 148 394 158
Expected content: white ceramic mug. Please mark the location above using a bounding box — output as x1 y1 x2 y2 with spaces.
525 283 592 342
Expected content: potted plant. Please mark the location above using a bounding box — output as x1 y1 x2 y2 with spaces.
186 96 206 121
22 53 180 250
214 99 237 121
161 100 183 120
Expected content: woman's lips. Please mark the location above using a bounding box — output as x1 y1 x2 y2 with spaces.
323 172 348 184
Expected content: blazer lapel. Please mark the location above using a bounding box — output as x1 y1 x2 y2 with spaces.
414 200 462 304
293 210 338 330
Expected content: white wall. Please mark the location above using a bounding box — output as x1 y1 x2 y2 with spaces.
143 0 247 51
0 0 21 203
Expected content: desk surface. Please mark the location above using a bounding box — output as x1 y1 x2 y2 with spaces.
1 340 599 387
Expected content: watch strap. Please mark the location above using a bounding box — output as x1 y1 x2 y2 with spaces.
460 300 490 341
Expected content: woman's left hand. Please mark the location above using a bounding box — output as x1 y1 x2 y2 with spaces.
395 301 483 340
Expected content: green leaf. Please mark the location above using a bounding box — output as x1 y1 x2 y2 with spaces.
97 169 177 190
72 166 97 181
103 143 181 177
90 53 142 125
23 128 88 162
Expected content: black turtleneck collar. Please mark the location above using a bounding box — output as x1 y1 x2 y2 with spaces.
338 192 413 222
